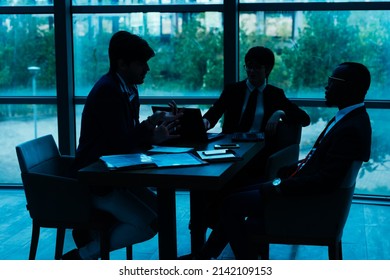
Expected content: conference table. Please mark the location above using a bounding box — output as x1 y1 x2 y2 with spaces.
78 135 263 259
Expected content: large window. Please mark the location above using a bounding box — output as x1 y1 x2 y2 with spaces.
239 10 390 100
0 14 56 96
73 0 223 5
73 12 224 97
0 105 58 184
299 107 390 196
0 9 56 185
1 0 390 198
0 0 53 6
237 6 390 196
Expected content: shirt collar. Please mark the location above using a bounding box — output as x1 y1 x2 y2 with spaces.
335 103 365 123
116 72 137 94
246 79 267 93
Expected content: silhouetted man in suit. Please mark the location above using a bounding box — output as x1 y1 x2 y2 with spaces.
183 47 311 259
195 62 372 259
203 46 310 134
204 46 310 176
64 31 180 260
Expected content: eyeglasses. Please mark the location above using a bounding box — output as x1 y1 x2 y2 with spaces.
328 76 346 83
244 65 265 72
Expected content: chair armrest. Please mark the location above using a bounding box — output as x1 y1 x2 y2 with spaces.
264 144 299 180
256 160 362 240
263 186 355 238
29 156 77 178
21 172 92 224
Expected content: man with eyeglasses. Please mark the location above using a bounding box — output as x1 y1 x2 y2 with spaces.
194 62 372 259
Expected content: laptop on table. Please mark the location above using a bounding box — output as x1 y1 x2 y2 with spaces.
151 106 224 143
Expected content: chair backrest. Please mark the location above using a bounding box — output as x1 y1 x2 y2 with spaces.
263 160 363 240
15 135 92 225
273 122 302 151
16 134 60 173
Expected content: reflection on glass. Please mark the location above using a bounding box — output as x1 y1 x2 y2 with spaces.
0 0 52 6
73 12 223 97
0 105 58 184
239 11 390 100
240 0 389 2
0 14 56 97
300 107 390 196
73 0 223 5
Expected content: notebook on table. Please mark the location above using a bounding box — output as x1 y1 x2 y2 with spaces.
152 106 224 143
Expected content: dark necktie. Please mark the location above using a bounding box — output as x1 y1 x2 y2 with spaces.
240 88 258 132
312 116 336 147
126 85 140 126
289 117 336 177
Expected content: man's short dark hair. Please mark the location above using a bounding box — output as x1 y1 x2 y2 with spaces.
244 46 275 77
337 62 371 101
108 31 155 72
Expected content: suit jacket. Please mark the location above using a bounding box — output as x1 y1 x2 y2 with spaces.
203 80 310 133
75 72 153 170
279 106 371 195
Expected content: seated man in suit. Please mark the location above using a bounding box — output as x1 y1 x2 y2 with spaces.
184 47 311 259
195 62 372 259
63 31 180 260
203 46 310 174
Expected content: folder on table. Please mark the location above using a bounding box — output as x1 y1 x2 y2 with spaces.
100 152 207 171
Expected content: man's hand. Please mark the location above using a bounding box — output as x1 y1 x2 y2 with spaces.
168 100 178 116
152 119 181 144
265 110 285 136
148 100 184 143
148 110 183 127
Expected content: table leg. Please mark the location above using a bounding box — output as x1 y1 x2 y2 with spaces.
157 188 177 260
190 190 207 255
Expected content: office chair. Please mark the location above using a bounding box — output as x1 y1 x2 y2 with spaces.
249 160 363 260
262 122 302 180
270 122 302 151
263 143 300 180
15 134 132 260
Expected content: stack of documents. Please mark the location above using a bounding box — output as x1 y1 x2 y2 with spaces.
196 149 241 163
147 145 194 154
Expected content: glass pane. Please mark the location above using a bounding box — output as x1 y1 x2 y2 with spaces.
73 0 223 5
240 0 389 3
73 12 223 97
0 14 56 97
300 107 390 196
362 108 390 196
0 105 58 184
0 0 52 6
239 10 390 100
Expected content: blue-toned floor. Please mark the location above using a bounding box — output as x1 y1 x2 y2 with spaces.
1 189 390 260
